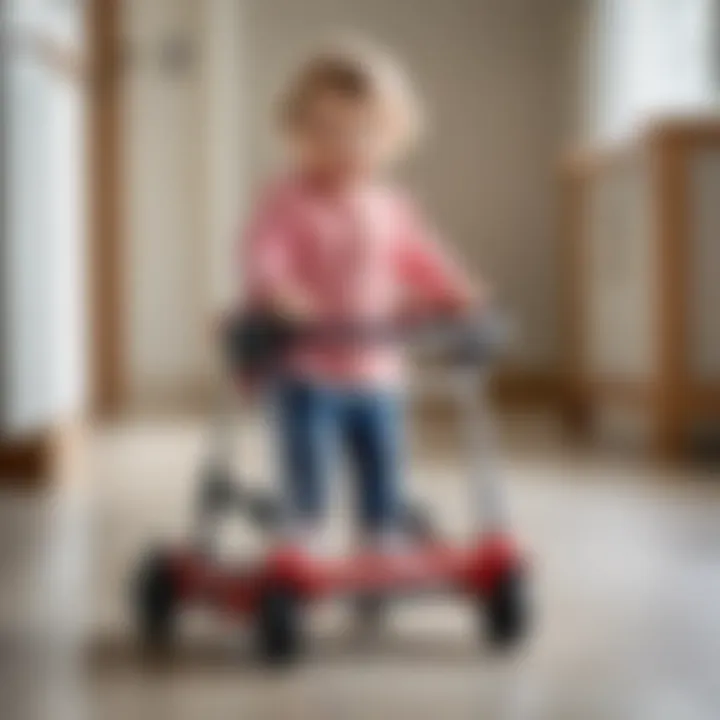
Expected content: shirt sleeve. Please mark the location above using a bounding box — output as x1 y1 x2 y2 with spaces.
396 197 472 307
239 187 296 308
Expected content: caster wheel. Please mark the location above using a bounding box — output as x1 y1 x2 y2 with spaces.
257 587 304 666
484 567 529 648
135 552 177 652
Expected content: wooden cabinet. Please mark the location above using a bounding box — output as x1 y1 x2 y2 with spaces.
562 120 720 459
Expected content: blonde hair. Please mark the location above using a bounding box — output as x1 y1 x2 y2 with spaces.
278 40 423 158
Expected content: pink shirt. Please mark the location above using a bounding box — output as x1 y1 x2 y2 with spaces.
241 176 470 385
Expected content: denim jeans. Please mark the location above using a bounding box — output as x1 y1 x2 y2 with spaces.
273 379 404 535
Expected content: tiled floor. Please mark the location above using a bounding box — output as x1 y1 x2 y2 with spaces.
2 416 720 719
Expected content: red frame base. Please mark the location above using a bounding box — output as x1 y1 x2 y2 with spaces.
165 533 524 617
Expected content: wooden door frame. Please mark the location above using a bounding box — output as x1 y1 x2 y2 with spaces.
87 0 124 419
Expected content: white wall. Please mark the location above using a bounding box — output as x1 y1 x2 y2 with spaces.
241 0 573 371
584 0 718 144
1 0 86 435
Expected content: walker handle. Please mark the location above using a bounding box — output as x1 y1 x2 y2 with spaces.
223 308 513 375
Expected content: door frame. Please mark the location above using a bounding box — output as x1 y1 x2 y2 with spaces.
87 0 124 419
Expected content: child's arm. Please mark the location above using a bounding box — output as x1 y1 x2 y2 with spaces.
235 188 312 391
396 198 483 317
240 188 313 319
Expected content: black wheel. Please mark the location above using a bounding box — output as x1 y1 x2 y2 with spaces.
256 587 304 665
135 552 177 651
484 567 529 648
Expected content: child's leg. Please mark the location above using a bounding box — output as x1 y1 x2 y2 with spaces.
274 380 336 548
343 389 405 551
342 389 405 630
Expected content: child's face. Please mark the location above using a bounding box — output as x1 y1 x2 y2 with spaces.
291 91 386 184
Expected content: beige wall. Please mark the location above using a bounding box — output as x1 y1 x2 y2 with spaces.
688 148 720 381
121 0 577 407
242 0 574 371
122 0 244 407
583 153 657 381
122 0 205 406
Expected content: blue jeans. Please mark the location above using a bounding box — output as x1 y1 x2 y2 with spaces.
273 379 404 534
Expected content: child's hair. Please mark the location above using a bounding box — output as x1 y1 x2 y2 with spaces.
278 40 423 158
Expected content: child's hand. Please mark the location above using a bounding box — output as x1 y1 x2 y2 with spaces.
234 371 263 400
446 281 492 316
267 286 316 322
400 281 490 321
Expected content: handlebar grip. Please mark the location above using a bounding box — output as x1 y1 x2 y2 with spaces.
223 311 298 375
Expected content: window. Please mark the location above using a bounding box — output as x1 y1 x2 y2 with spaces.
590 0 717 142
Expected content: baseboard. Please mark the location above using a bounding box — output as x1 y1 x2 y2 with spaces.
121 381 218 418
0 423 83 490
118 369 566 420
491 369 565 408
0 432 55 489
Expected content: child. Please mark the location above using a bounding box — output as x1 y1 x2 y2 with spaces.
241 41 477 554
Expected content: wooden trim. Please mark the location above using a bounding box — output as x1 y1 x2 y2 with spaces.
0 434 51 486
562 118 720 181
684 384 720 416
0 426 77 489
585 379 656 408
122 382 218 418
559 162 591 433
560 135 640 181
647 117 720 145
651 124 690 460
491 370 564 408
87 0 123 418
1 423 85 490
115 370 567 419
